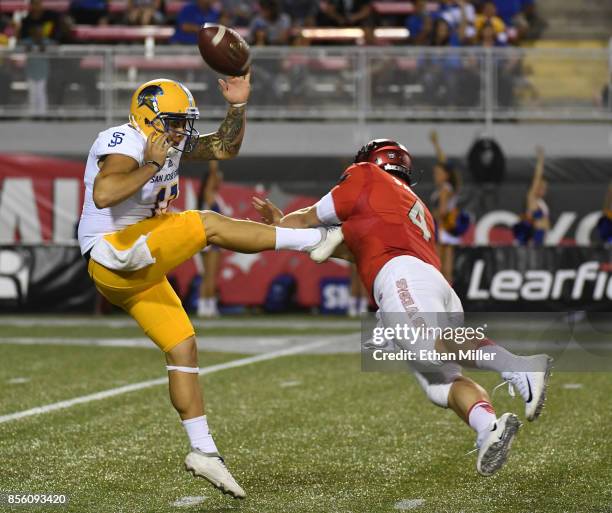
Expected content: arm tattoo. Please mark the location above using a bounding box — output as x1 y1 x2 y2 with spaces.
184 105 246 161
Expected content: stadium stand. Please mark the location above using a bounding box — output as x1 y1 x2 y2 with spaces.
1 0 550 47
536 0 612 40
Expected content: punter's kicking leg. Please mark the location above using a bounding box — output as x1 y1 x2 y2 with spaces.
199 209 324 253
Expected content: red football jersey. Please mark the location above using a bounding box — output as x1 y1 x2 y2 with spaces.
331 162 441 293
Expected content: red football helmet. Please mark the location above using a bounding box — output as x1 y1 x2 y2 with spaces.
354 139 414 184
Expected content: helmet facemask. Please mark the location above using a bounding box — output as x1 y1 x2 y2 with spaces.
148 107 200 153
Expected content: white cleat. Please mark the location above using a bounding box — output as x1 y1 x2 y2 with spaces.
500 354 553 422
309 226 344 263
184 449 246 499
476 412 521 477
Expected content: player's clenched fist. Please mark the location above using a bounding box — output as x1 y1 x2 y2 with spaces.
144 132 172 168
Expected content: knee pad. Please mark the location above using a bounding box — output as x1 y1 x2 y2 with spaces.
413 371 455 409
424 382 453 408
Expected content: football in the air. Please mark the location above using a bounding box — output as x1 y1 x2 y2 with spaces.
198 23 251 76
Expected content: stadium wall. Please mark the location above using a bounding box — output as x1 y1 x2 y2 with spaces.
2 245 611 313
0 121 611 158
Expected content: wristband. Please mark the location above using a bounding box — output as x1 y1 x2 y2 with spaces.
231 102 247 108
145 160 163 172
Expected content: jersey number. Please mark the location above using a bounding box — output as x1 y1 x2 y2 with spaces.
408 201 431 241
153 182 178 215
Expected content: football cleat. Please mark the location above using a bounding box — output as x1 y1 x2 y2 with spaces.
184 449 246 499
499 355 553 422
476 412 521 477
309 226 344 263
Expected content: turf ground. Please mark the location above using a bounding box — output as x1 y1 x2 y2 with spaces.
0 315 611 513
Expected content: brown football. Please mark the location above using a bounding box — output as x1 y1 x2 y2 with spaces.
197 23 251 76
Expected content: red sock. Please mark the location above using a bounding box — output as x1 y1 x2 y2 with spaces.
467 400 496 435
476 337 496 348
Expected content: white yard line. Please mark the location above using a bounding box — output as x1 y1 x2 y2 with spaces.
1 336 609 352
0 339 330 425
0 336 296 350
0 334 361 354
394 499 426 510
172 496 207 507
0 317 359 329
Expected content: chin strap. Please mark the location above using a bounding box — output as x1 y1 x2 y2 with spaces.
166 365 200 374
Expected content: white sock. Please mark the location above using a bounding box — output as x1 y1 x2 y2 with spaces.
209 297 218 315
348 296 358 317
474 340 525 373
182 415 219 454
468 401 497 445
358 297 368 313
275 227 322 251
197 298 208 316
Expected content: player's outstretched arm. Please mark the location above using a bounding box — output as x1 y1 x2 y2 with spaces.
184 73 250 161
252 197 322 228
429 129 447 164
251 197 354 262
527 145 545 210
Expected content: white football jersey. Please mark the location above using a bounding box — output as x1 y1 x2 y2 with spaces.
77 123 183 254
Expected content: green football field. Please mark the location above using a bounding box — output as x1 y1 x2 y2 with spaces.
0 316 611 513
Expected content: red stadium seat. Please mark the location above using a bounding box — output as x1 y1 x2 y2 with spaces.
394 56 418 70
69 25 248 43
71 25 174 42
0 0 128 12
281 55 350 72
165 1 186 15
299 27 409 43
79 54 203 69
372 2 415 16
1 0 67 12
372 1 439 16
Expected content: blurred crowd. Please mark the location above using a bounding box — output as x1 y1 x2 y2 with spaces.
0 0 544 47
3 0 609 118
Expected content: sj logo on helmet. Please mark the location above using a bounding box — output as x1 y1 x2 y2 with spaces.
137 84 164 115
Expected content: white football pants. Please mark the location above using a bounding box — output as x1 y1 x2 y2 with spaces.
373 255 464 408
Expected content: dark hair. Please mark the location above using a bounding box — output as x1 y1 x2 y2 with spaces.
431 18 451 46
260 0 279 21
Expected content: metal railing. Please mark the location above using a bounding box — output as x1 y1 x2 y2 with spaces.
0 44 610 123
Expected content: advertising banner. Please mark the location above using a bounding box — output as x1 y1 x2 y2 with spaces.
454 246 612 311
